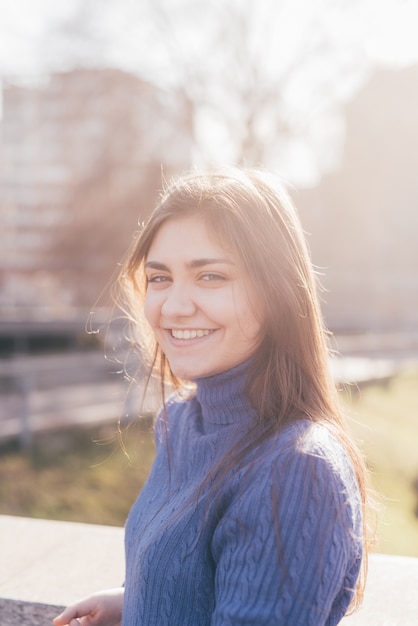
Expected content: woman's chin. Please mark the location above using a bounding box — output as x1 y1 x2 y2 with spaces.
168 361 216 381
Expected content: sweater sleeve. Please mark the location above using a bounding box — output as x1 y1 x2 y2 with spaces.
210 441 362 626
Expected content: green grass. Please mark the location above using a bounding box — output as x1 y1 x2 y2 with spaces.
343 367 418 557
0 368 417 556
0 421 155 526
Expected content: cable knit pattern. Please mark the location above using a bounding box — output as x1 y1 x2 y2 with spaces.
123 361 363 625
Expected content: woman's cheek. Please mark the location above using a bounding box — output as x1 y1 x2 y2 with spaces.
143 293 158 327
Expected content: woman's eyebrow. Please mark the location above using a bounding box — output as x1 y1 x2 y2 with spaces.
145 258 235 271
187 258 235 269
144 261 169 271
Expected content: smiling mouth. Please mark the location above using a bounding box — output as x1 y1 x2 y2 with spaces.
171 329 214 339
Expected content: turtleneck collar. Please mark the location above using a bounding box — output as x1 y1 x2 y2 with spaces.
194 359 258 426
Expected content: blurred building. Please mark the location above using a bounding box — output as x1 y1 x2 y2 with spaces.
1 64 417 333
0 69 192 320
295 63 418 332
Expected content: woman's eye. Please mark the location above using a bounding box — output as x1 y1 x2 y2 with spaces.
200 273 225 282
147 275 170 284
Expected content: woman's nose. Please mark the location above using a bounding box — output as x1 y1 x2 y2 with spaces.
160 284 196 318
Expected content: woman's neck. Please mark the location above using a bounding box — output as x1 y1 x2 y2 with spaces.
194 359 258 426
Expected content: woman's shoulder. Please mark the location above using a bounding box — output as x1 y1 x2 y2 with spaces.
273 418 349 458
230 418 362 537
260 418 358 491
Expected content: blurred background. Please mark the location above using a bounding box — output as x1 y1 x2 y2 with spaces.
0 0 417 556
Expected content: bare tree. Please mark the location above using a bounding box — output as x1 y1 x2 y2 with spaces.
42 68 191 307
45 0 372 173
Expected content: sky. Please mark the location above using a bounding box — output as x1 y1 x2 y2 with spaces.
1 0 418 78
0 0 418 185
0 0 71 76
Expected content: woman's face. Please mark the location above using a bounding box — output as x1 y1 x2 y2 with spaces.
143 215 262 380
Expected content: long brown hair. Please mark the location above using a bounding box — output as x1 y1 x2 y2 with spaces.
118 167 374 610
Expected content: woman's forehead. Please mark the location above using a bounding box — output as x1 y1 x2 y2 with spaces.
149 214 231 249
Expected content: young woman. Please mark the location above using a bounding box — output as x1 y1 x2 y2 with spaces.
54 168 373 626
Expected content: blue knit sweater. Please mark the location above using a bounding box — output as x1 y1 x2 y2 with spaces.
123 361 362 625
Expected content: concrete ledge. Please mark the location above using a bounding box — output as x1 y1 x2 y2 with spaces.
1 515 418 625
0 515 124 607
340 553 418 625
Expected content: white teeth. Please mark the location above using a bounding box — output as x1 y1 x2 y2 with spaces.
171 329 211 339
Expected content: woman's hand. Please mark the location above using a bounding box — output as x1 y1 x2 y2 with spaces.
53 587 124 626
